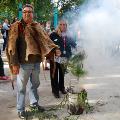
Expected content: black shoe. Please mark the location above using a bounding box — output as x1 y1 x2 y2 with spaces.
52 92 60 98
30 103 45 112
18 111 26 119
60 90 67 94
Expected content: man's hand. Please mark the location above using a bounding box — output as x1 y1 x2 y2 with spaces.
12 65 20 75
55 49 61 57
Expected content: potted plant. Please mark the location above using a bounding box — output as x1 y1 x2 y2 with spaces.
67 51 90 115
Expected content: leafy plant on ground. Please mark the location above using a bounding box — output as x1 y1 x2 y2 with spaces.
67 51 92 115
26 108 58 120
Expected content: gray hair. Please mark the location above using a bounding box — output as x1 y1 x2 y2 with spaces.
22 4 34 11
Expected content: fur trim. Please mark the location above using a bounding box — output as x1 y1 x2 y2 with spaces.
7 21 58 61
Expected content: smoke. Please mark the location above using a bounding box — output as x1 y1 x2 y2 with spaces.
63 0 120 73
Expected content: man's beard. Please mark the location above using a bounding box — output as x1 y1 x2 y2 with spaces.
25 16 32 23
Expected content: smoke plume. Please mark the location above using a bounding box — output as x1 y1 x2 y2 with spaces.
63 0 120 73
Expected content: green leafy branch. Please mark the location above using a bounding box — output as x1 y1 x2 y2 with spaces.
68 51 87 80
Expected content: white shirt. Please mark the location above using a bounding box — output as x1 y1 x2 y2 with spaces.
3 22 10 38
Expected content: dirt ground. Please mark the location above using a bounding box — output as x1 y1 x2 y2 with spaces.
1 62 120 120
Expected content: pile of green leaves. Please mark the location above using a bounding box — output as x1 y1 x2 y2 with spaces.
26 109 58 120
67 89 92 115
77 89 91 113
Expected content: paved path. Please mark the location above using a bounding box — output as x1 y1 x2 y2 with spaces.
0 53 72 120
1 52 120 120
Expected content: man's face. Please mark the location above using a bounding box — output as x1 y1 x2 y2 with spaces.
59 21 67 32
22 7 33 23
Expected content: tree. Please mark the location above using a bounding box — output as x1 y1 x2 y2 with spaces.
0 0 18 22
33 0 53 22
0 0 86 23
58 0 85 17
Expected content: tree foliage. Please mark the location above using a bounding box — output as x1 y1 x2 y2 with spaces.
33 0 53 22
0 0 18 22
0 0 85 23
58 0 85 17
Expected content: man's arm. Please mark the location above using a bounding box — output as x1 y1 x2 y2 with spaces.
6 22 20 75
6 47 20 75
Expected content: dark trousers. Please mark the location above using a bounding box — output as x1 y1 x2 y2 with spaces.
3 37 7 51
0 50 5 76
50 61 65 94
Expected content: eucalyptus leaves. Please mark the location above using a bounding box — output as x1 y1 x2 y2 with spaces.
68 51 86 81
67 51 91 115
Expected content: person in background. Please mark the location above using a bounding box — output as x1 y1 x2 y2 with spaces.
0 48 10 80
0 24 9 80
2 19 10 51
49 20 76 98
45 21 52 35
6 4 58 119
44 21 52 70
